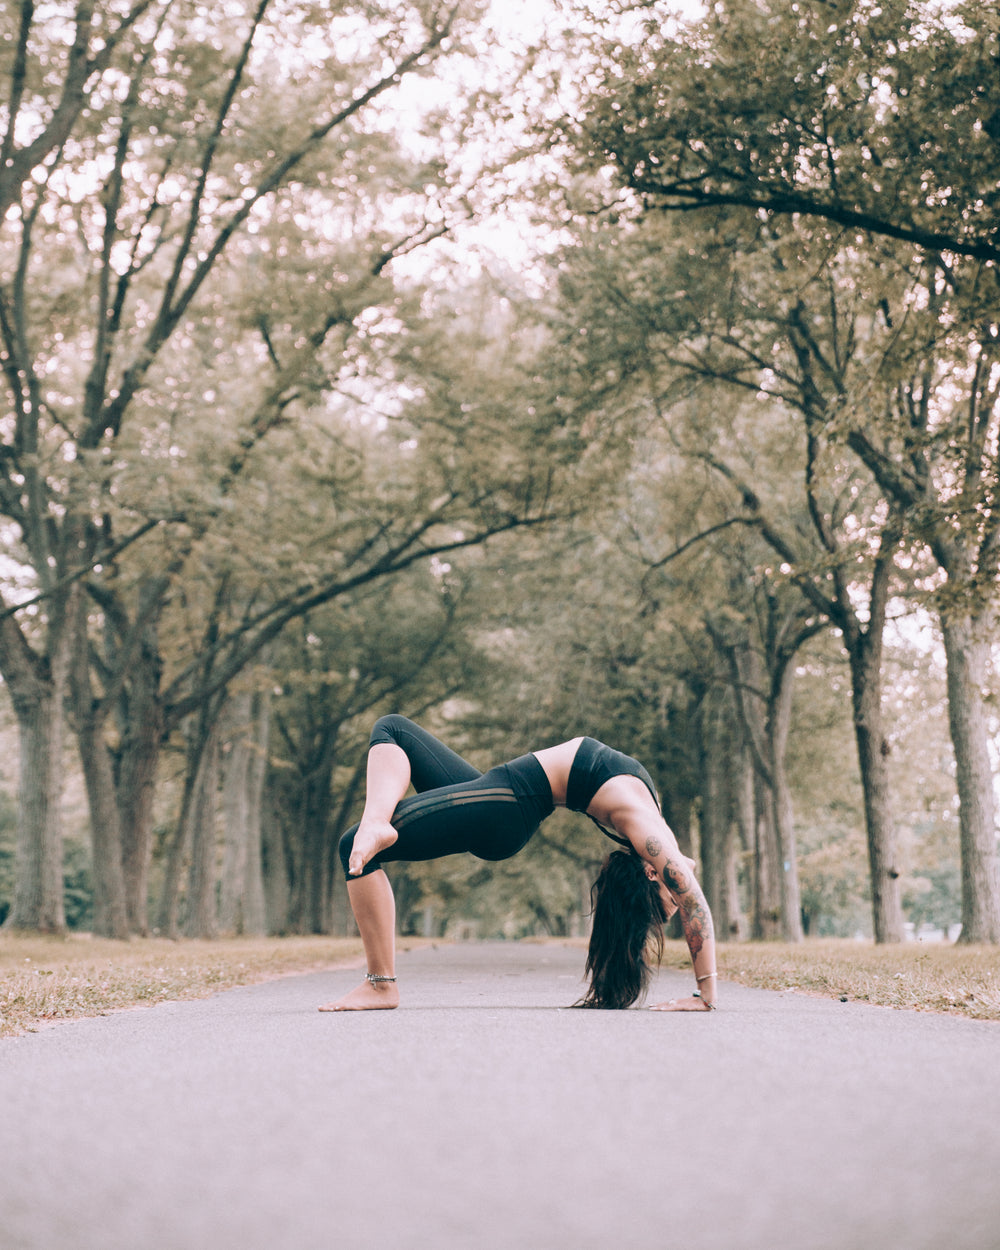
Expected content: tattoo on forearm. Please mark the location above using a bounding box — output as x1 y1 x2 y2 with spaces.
661 862 715 959
645 836 663 858
680 895 714 958
662 863 687 894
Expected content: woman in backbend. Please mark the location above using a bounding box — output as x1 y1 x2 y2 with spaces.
319 715 717 1013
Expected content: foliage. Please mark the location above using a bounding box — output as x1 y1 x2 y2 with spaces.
1 0 995 947
568 0 1000 262
542 0 1000 942
1 0 597 936
60 839 94 931
0 791 16 927
0 793 92 929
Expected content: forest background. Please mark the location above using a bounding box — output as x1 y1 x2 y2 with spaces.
0 0 997 952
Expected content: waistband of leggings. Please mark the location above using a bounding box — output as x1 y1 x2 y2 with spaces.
503 753 555 825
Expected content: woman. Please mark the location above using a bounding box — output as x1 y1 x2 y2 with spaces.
319 715 717 1013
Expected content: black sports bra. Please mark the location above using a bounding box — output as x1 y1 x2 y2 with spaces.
565 737 660 846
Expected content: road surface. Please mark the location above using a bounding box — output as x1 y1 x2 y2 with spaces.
2 941 998 1250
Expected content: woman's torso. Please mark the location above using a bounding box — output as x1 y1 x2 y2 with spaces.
532 737 660 844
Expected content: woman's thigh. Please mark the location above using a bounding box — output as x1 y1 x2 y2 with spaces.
339 770 535 876
370 715 481 791
387 767 529 863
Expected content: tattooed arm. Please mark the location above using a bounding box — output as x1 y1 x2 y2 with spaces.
590 777 718 1011
624 818 718 1011
652 851 717 1011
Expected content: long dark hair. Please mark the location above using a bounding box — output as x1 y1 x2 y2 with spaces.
577 850 668 1009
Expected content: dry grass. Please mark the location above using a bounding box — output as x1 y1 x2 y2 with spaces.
3 933 1000 1036
659 937 1000 1021
0 933 367 1037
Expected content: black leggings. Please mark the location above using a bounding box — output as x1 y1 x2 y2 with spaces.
338 716 555 877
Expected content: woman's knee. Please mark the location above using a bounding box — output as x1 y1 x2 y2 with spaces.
369 714 415 749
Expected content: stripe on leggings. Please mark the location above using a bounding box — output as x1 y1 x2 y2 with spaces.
393 788 517 829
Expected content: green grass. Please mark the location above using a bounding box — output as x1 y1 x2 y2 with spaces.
2 933 999 1036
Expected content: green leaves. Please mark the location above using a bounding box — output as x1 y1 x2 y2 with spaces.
572 0 1000 262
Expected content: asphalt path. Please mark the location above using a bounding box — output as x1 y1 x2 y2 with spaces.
1 941 998 1250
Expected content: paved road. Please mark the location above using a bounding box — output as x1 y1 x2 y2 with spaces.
1 942 998 1250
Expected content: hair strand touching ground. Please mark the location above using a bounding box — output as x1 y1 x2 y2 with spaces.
576 850 667 1009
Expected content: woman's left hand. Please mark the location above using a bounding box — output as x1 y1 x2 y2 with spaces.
649 995 714 1012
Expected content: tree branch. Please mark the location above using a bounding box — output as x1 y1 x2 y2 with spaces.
633 181 1000 266
0 517 172 622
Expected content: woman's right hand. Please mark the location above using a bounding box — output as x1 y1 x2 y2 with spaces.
649 995 715 1012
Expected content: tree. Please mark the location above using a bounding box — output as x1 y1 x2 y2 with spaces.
840 284 1000 941
218 682 269 936
543 207 912 940
703 565 826 942
2 0 560 934
571 0 1000 263
262 568 486 935
567 0 1000 939
609 420 821 942
0 2 160 223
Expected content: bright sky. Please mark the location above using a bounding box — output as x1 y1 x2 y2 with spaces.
384 0 708 282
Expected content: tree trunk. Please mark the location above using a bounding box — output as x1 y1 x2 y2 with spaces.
722 838 747 941
769 669 804 942
663 791 695 860
116 643 164 936
185 730 221 939
4 684 68 933
219 689 269 936
752 772 783 940
324 750 366 933
262 789 291 935
698 691 743 937
241 690 269 936
158 772 195 940
940 610 1000 943
726 639 803 941
730 742 756 942
68 595 130 940
0 605 74 934
705 722 748 942
74 717 130 939
158 708 222 937
292 747 338 934
847 645 904 942
219 695 252 935
698 722 727 927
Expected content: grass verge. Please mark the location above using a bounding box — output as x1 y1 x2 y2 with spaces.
0 933 369 1037
659 937 1000 1021
2 934 999 1036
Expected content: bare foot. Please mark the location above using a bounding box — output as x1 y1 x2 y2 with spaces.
318 979 399 1012
348 818 399 876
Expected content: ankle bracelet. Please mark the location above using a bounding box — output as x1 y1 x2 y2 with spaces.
365 972 397 985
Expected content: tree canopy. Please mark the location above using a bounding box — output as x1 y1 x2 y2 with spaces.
0 0 996 944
